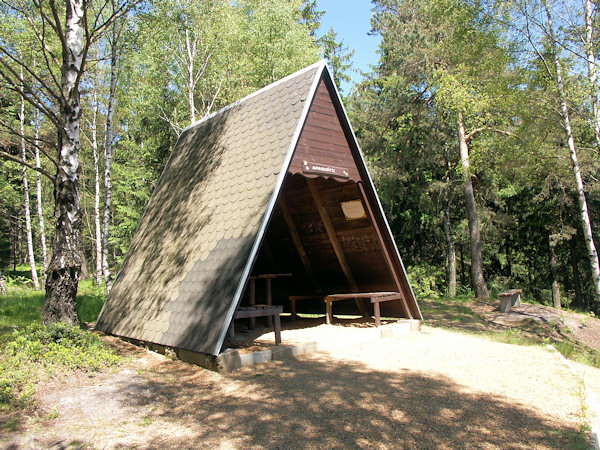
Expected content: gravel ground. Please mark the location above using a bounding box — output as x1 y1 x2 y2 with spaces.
1 324 593 449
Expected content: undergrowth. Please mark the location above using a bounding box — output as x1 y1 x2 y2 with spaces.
0 271 117 410
0 323 119 408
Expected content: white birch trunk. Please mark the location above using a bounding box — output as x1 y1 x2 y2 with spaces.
43 0 85 324
0 269 6 295
585 0 600 148
92 91 103 285
102 15 118 293
185 27 196 123
20 74 40 291
34 109 48 286
544 0 600 300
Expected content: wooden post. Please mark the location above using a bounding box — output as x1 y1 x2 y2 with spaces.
373 301 381 327
274 313 281 345
326 300 333 324
279 199 322 291
306 178 368 317
357 182 413 319
266 277 273 327
249 278 256 330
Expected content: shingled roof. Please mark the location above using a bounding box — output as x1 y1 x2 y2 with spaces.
96 60 421 356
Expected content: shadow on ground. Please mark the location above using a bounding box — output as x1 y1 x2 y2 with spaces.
111 354 584 448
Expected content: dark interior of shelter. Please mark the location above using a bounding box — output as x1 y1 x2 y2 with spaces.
236 173 407 329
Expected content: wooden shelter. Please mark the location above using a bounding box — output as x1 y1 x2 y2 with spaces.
96 60 422 357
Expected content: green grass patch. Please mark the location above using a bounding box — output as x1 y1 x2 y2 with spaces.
76 278 107 323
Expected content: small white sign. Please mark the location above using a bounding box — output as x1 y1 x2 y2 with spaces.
341 200 366 220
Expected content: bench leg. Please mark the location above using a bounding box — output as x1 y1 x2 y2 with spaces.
291 298 297 321
274 314 281 345
249 279 256 330
512 293 521 307
500 296 512 313
326 301 333 325
266 278 273 328
228 320 235 338
373 302 381 327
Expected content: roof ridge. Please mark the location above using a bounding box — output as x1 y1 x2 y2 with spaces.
181 59 327 134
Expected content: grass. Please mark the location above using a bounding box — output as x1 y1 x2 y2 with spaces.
0 269 118 411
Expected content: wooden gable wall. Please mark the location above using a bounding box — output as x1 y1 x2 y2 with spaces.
288 79 360 182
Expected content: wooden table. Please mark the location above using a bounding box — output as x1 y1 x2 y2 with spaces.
248 273 291 328
324 292 405 327
231 305 283 345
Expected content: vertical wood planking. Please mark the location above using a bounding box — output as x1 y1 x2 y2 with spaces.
279 199 322 292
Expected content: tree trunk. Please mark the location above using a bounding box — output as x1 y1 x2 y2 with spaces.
20 78 40 291
444 148 456 298
585 0 600 148
444 204 457 298
34 109 48 286
43 0 85 325
570 236 584 309
0 269 6 295
102 16 118 293
92 91 103 285
460 240 466 288
457 111 489 298
549 234 561 309
185 27 196 123
544 0 600 300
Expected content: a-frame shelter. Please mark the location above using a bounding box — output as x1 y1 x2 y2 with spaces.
95 60 422 357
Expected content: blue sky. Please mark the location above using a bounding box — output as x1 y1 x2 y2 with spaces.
316 0 381 93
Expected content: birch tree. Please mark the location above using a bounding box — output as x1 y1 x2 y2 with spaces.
19 70 40 290
33 108 47 285
102 1 123 293
541 0 600 299
0 0 139 323
0 269 6 295
90 90 103 285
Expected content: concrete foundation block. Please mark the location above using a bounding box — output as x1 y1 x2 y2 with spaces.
271 345 295 361
216 349 242 372
239 350 272 367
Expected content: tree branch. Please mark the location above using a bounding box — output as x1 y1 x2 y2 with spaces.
465 126 518 143
0 150 56 182
0 119 59 168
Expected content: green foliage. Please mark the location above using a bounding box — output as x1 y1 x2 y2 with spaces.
318 27 355 93
407 263 446 298
0 322 119 408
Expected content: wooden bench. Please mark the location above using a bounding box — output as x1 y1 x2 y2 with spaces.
230 305 283 345
498 289 522 313
324 292 405 327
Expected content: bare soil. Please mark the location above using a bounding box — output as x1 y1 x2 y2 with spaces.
1 301 598 449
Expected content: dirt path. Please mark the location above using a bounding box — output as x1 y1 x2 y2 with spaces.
1 325 593 449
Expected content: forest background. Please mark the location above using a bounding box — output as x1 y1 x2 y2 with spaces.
2 0 600 318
